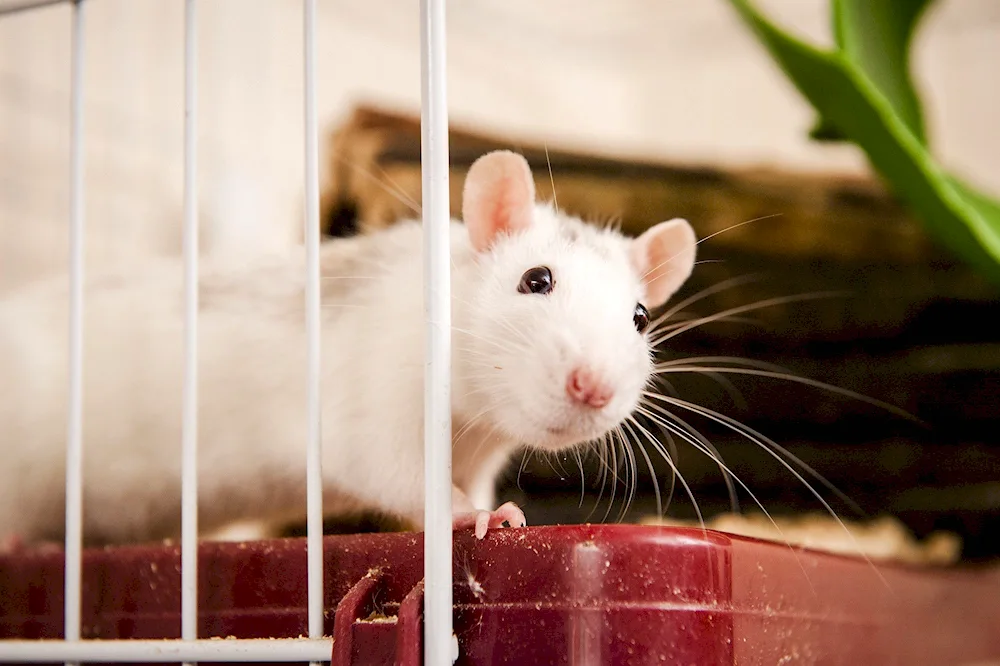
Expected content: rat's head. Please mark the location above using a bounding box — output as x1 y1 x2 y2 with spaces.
458 150 697 452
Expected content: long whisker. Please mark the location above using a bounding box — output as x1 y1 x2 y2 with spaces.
587 432 614 517
575 446 587 510
625 415 705 531
635 404 763 521
606 426 628 523
638 398 739 514
654 314 763 333
639 214 783 285
583 437 606 515
625 416 664 518
647 393 890 588
645 391 862 516
653 356 788 410
652 413 679 513
650 292 846 347
599 426 626 524
452 399 507 449
653 365 919 423
544 144 559 214
373 163 422 214
655 356 793 372
649 273 764 331
546 449 576 483
687 370 747 409
618 419 644 522
516 447 532 494
452 326 531 354
633 402 817 591
695 213 783 247
336 156 421 216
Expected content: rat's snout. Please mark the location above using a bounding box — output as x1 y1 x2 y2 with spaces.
566 367 614 409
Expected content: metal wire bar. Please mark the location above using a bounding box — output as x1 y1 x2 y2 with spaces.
302 0 324 653
181 0 199 661
64 3 87 666
4 1 457 663
419 0 454 662
0 639 333 663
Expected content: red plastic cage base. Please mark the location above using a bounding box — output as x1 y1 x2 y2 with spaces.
2 524 1000 665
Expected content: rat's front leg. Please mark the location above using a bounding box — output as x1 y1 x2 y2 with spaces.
450 485 526 540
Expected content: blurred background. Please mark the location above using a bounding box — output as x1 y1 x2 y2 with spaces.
2 0 998 287
1 0 998 560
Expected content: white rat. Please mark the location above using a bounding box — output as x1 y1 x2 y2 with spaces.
0 150 697 547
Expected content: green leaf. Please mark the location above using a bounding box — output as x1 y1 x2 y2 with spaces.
808 117 847 143
726 0 1000 284
808 0 934 146
832 0 934 144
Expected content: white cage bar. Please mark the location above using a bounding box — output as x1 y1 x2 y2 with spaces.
64 3 87 666
0 639 333 663
0 0 455 663
180 0 199 662
302 0 326 658
419 0 454 662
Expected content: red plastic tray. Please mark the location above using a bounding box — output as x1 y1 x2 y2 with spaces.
2 524 1000 665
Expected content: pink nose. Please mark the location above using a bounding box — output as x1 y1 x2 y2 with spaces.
566 367 613 409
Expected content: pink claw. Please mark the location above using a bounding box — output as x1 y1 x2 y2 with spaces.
452 501 527 540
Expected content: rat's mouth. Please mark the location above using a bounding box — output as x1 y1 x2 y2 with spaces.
542 414 612 446
536 419 585 448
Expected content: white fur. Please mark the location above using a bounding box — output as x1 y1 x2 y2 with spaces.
0 159 696 546
200 168 298 265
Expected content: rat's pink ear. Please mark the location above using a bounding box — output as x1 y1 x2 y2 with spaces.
462 150 536 252
629 218 697 307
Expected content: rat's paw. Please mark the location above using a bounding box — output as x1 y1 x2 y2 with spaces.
453 501 527 540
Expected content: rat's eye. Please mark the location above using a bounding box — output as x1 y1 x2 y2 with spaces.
517 266 554 295
633 303 650 333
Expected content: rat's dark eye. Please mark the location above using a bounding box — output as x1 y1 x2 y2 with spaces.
517 266 554 295
633 303 650 333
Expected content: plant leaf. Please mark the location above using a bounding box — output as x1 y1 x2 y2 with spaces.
809 0 934 145
726 0 1000 284
808 117 847 143
831 0 934 145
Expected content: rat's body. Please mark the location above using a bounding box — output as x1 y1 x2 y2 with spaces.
0 151 697 546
